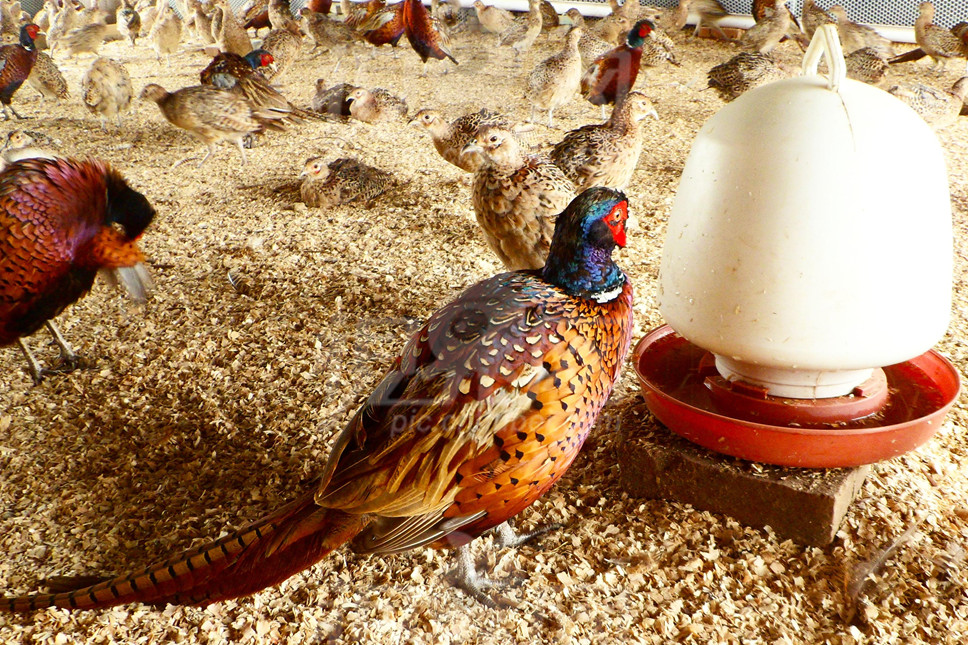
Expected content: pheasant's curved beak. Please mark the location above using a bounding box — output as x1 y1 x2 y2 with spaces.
407 116 421 128
646 108 659 120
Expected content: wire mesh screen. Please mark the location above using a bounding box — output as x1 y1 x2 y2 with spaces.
612 1 963 29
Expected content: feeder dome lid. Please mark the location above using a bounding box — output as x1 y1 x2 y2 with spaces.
659 27 952 395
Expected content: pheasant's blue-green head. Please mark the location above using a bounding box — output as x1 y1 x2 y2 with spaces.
626 19 655 48
543 187 629 301
244 49 275 69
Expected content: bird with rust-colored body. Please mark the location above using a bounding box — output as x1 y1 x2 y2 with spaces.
0 186 633 610
581 19 654 118
0 24 40 120
0 157 155 383
464 125 575 271
360 1 406 48
551 91 658 191
243 0 270 35
402 0 457 68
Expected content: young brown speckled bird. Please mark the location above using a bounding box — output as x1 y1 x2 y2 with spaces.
499 0 542 58
0 156 155 383
212 2 252 56
473 0 514 35
800 0 834 40
707 51 786 101
565 9 612 70
150 1 183 65
26 51 68 101
527 26 583 127
741 0 789 54
888 78 968 130
409 107 513 172
117 1 141 46
674 0 734 41
540 0 559 31
301 7 356 50
0 186 633 610
259 19 302 81
0 24 40 120
640 23 680 67
140 83 284 167
311 78 356 119
299 156 394 208
62 15 108 58
82 57 133 129
464 125 575 270
347 86 408 123
828 5 892 58
550 91 657 191
846 47 889 85
914 1 967 73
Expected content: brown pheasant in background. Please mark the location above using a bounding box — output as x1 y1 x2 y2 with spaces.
243 0 270 35
26 51 69 101
914 1 967 73
800 0 834 40
888 78 968 130
0 24 40 120
499 0 542 58
828 5 892 58
707 51 786 101
565 9 613 70
299 156 394 208
409 107 513 172
550 91 657 191
82 57 134 129
0 130 55 171
301 7 356 51
581 19 655 119
540 0 559 31
347 86 408 123
674 0 734 41
140 83 285 167
846 47 890 85
62 15 109 58
526 25 583 126
473 0 514 35
464 125 575 270
342 0 385 30
212 2 252 56
0 157 155 383
117 1 141 46
891 12 968 70
150 1 183 65
311 78 356 119
0 186 633 610
640 23 680 67
260 18 303 80
741 0 790 54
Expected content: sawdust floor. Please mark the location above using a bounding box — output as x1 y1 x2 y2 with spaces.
1 16 968 645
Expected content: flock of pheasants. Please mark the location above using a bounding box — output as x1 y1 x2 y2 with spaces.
0 0 966 613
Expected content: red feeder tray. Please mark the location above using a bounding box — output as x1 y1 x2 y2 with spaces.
633 325 962 468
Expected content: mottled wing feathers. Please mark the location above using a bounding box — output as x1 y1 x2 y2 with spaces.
315 271 631 552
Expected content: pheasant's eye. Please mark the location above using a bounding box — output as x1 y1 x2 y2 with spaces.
489 135 499 144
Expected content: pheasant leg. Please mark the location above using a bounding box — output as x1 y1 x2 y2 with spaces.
45 321 82 371
452 543 517 608
16 339 44 384
492 519 563 550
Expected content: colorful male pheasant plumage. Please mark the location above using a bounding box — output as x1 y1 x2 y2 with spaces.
581 19 654 116
0 24 41 120
0 157 155 382
1 186 634 610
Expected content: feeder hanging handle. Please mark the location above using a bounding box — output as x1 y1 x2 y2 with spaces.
801 24 847 93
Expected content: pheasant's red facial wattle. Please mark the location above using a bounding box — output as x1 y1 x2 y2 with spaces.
261 53 275 67
602 201 628 247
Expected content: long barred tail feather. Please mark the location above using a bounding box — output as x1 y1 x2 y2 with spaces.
2 490 370 611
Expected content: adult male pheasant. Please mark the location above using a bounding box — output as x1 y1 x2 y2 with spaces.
0 157 155 383
1 186 634 610
0 24 41 120
581 19 655 118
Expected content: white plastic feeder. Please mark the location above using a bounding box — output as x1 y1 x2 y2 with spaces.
658 26 953 399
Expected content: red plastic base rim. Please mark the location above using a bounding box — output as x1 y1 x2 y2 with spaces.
633 325 962 468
